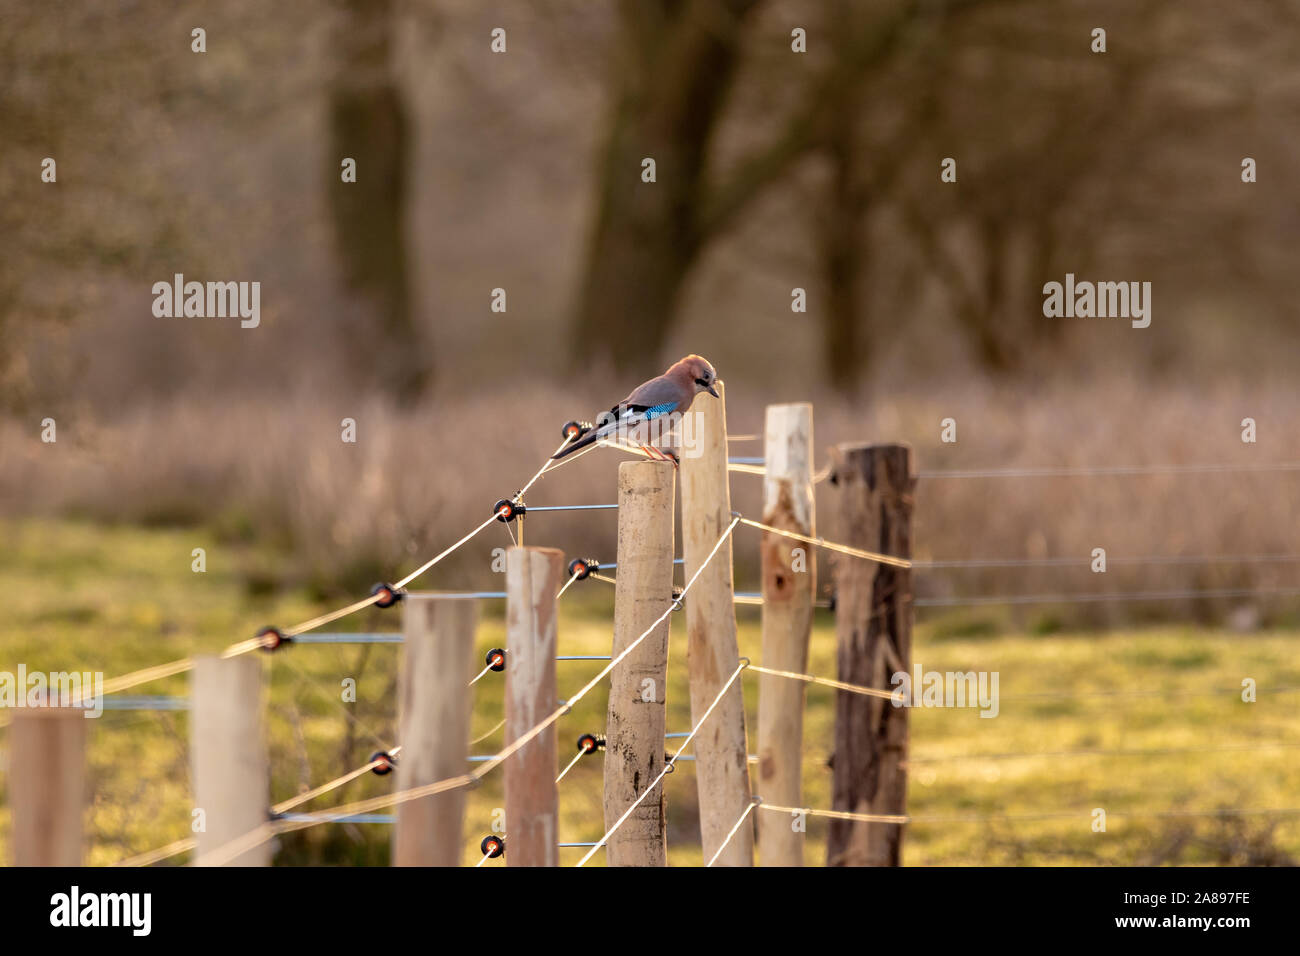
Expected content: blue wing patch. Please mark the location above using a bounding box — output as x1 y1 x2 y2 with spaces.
643 401 678 420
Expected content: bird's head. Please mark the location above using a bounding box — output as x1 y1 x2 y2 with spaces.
677 354 719 397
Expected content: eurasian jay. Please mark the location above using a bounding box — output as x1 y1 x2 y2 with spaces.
554 354 719 462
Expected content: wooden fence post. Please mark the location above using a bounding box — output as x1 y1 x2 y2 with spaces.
9 708 86 865
827 443 914 866
192 655 270 866
394 596 477 866
603 459 675 866
679 379 753 866
505 546 563 867
756 403 815 866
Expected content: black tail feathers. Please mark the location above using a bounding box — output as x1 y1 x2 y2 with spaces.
552 429 602 459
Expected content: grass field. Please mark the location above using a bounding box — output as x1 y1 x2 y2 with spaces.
3 518 1299 866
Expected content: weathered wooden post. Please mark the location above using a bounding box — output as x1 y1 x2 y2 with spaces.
192 655 270 866
394 596 477 866
9 708 86 865
679 379 753 866
827 443 914 866
756 403 815 866
603 459 675 866
504 546 563 867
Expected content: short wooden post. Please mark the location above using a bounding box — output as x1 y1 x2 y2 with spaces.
9 708 86 865
827 443 914 866
756 403 815 866
603 459 675 866
192 655 270 866
394 596 477 866
679 379 753 866
504 546 563 867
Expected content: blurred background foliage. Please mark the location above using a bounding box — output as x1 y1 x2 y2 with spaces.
2 0 1299 612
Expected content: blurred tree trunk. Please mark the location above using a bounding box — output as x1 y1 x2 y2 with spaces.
327 0 429 403
571 1 763 371
570 0 984 375
812 0 903 389
817 113 870 388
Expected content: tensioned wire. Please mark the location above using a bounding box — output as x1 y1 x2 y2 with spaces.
284 435 573 637
736 516 911 568
73 542 1297 852
468 516 740 783
512 431 661 480
915 585 1300 607
469 716 507 745
918 461 1300 479
734 460 1300 480
555 569 582 601
113 591 1300 861
915 552 1300 569
99 438 1300 862
755 804 1300 826
29 439 577 735
183 518 742 867
194 576 555 851
575 578 1300 613
115 746 404 866
577 659 749 867
140 798 1300 866
747 663 899 701
273 746 402 814
0 639 271 729
279 514 499 637
273 652 392 754
706 797 762 867
555 748 588 783
2 654 202 729
746 662 1299 705
908 741 1300 765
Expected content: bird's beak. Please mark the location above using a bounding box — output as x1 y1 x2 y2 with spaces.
706 384 719 397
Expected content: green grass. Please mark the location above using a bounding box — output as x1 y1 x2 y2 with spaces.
2 518 1299 866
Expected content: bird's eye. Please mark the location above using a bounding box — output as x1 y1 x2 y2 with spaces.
695 377 708 386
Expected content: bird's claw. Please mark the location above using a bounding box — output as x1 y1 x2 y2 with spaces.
640 445 680 469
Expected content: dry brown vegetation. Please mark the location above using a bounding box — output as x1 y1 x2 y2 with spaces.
5 374 1298 631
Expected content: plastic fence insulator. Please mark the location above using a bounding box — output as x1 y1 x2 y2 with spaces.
258 626 289 651
370 582 402 609
370 751 397 776
485 648 506 672
561 421 592 442
576 733 605 754
494 498 525 523
567 557 599 581
480 835 505 859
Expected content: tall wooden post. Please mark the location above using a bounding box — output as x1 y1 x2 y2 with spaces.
192 655 270 866
504 546 563 867
603 459 675 866
756 403 815 866
679 379 753 866
9 708 86 865
394 596 477 866
827 443 914 866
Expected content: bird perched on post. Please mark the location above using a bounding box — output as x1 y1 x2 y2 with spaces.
553 355 719 463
